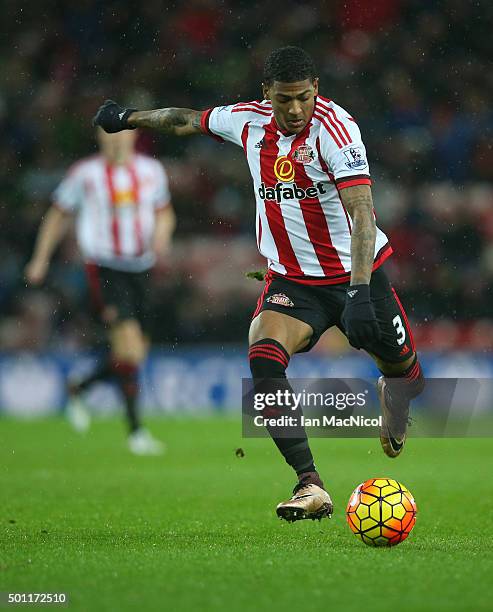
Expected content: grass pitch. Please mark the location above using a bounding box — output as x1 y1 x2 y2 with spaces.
1 418 492 611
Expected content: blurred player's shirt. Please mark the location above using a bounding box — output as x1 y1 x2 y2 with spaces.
53 154 170 271
201 96 391 284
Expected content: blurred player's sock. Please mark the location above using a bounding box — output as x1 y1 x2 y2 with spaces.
65 394 91 433
128 428 165 456
70 357 142 433
110 360 141 433
248 339 320 480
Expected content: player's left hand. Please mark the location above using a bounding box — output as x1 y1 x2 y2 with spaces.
92 100 137 133
341 284 381 349
25 258 49 286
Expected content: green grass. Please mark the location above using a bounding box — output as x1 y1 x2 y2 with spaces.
1 418 492 611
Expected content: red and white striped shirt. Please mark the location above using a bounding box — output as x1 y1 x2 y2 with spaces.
53 153 171 272
201 96 391 284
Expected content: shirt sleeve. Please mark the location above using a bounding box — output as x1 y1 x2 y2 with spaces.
153 162 171 210
200 104 248 147
52 164 84 212
318 108 372 191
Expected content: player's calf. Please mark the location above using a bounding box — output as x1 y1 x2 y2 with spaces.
249 338 332 519
249 338 317 476
110 318 149 435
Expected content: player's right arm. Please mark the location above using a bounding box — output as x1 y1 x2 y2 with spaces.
93 100 203 136
129 108 203 136
93 100 247 145
25 206 73 285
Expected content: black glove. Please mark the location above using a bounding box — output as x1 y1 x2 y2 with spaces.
92 100 137 133
341 284 381 349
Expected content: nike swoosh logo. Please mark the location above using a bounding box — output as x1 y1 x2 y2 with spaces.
389 437 404 451
293 494 314 500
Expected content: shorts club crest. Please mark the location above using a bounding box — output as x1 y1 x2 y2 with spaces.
267 293 294 307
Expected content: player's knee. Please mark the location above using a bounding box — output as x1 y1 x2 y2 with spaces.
248 338 290 379
111 319 146 364
249 311 312 355
249 313 284 347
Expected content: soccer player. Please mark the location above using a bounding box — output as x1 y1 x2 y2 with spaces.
93 46 424 517
25 127 175 455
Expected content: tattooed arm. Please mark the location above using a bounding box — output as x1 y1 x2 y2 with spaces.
128 108 203 136
339 184 376 285
92 100 205 136
339 184 381 348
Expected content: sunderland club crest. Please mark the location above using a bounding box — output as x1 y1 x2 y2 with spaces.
293 144 315 164
267 293 294 307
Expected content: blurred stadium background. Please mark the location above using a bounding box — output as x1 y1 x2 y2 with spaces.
1 0 492 416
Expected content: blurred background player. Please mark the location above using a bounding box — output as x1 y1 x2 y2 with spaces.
25 128 175 455
93 46 424 517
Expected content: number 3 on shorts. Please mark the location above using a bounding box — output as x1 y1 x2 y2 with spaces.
392 315 406 345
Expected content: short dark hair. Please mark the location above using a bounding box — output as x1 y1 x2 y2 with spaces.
263 46 317 85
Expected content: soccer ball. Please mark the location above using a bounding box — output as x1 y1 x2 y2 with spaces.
346 478 417 547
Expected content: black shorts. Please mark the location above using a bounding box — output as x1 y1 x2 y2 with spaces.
85 263 151 326
253 266 415 363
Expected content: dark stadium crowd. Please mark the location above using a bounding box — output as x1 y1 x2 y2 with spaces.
1 0 492 350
